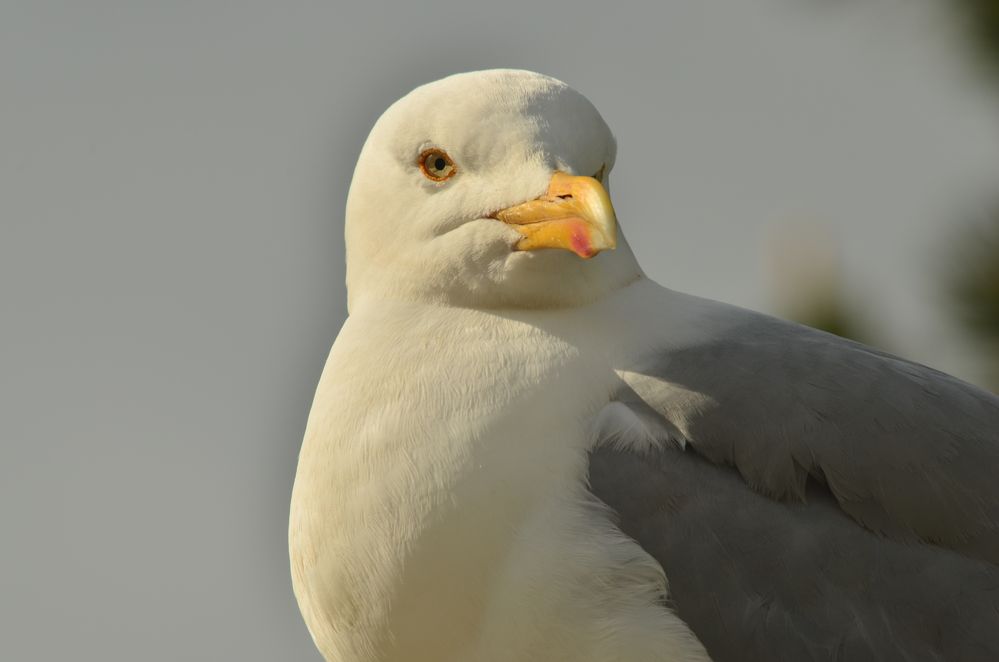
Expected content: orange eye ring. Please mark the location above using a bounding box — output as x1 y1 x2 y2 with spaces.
418 148 457 181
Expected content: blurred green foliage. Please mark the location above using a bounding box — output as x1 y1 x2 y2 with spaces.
951 217 999 341
948 0 999 389
794 298 868 343
949 211 999 387
954 0 999 70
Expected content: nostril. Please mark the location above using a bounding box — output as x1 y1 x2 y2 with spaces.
557 194 573 200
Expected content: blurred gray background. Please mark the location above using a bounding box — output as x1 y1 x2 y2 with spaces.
4 0 999 659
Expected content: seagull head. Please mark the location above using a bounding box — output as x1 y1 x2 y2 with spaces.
344 69 643 310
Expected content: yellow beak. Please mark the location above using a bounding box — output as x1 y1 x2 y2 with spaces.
494 172 617 259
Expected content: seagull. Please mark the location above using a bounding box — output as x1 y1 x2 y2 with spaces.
289 69 999 662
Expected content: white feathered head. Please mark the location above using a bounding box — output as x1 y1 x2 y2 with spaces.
345 69 641 310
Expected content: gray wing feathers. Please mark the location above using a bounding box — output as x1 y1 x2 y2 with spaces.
589 445 999 662
587 306 999 660
619 312 999 563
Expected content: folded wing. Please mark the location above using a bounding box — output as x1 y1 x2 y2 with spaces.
588 305 999 661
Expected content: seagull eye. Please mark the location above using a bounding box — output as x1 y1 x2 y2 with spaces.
419 149 457 182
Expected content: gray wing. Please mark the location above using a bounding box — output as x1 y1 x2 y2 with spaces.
587 305 999 661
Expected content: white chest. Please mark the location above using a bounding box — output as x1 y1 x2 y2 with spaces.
289 293 712 662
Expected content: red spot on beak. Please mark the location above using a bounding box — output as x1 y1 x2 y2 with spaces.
569 221 595 259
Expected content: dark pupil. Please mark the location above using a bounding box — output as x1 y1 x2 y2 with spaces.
434 157 446 171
